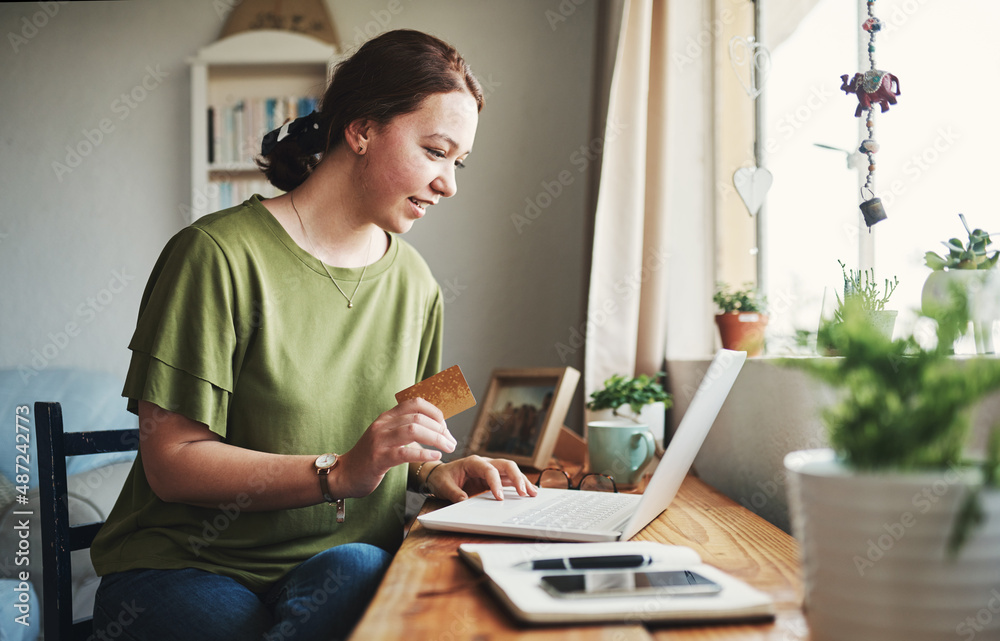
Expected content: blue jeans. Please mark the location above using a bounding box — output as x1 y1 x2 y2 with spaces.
91 543 392 641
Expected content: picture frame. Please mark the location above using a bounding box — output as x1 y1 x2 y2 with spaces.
467 366 581 470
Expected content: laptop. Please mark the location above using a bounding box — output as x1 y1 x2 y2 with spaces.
418 349 747 542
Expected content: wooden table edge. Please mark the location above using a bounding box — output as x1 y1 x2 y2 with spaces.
350 474 807 640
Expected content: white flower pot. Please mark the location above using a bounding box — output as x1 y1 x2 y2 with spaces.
785 449 1000 641
865 309 897 340
922 270 1000 354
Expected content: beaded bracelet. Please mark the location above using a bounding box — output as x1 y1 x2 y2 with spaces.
419 462 444 496
410 460 428 492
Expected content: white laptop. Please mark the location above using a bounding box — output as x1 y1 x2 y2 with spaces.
418 349 747 542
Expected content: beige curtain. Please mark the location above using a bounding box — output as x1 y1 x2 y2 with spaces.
583 0 826 408
584 0 672 404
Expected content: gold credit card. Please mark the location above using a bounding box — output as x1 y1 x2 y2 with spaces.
395 365 477 419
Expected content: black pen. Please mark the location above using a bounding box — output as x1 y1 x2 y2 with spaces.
516 554 653 571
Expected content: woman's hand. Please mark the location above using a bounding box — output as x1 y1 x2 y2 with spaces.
335 398 457 499
425 455 539 503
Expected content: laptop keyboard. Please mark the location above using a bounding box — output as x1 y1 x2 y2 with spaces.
503 491 635 531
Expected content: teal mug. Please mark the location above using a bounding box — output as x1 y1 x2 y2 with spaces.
587 421 656 486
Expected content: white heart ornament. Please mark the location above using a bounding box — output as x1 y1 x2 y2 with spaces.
733 167 773 217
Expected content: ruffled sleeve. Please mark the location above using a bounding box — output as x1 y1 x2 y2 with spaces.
122 227 237 436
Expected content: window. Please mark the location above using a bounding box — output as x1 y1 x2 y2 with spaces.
758 0 999 351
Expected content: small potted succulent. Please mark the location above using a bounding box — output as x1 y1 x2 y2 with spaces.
585 372 672 448
924 213 999 272
834 259 899 340
922 213 999 354
713 283 768 356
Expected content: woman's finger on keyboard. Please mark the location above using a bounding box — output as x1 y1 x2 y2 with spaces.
491 457 538 497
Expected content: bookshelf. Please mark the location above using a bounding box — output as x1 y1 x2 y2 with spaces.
187 30 339 223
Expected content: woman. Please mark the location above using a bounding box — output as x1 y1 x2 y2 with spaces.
91 29 536 641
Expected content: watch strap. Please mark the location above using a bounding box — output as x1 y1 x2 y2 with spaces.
318 469 336 503
316 454 346 523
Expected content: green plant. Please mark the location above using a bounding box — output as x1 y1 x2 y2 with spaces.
924 213 999 271
586 372 672 420
713 283 766 314
785 293 1000 554
834 260 898 322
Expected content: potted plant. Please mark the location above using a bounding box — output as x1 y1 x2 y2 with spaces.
585 372 672 448
782 295 1000 641
924 213 999 271
834 259 899 339
713 283 768 356
922 213 999 354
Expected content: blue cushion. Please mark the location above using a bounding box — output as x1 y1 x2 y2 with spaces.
1 369 137 489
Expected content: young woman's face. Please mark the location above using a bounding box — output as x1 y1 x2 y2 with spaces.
360 90 479 234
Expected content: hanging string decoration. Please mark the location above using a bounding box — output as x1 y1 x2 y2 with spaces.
839 1 900 229
729 35 771 100
728 35 773 218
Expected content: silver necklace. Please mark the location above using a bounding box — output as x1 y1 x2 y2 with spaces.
290 192 372 309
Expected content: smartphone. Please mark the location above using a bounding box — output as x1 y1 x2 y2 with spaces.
540 570 723 599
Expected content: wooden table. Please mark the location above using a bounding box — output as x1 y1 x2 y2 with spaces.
350 475 808 640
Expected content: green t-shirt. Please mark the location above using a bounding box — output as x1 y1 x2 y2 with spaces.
91 195 443 592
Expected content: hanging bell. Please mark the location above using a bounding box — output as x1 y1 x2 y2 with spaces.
859 197 887 228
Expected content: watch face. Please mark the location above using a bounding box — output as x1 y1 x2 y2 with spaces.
315 453 337 469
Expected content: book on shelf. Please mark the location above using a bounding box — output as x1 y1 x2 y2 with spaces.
458 541 775 626
207 95 320 168
207 106 215 164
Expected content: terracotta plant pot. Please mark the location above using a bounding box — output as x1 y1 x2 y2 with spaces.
714 312 768 356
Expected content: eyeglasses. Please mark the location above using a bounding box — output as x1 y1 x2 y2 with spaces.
535 468 619 493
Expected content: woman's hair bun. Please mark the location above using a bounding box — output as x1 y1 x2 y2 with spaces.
256 29 482 192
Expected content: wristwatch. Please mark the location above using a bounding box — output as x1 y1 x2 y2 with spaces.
315 453 346 523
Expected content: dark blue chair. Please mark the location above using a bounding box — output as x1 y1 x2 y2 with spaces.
35 401 138 641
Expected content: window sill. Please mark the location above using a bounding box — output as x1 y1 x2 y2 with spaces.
664 357 1000 533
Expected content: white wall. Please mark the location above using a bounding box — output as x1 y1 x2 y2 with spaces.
669 358 1000 532
0 0 598 445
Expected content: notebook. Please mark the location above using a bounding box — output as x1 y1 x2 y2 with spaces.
417 349 747 542
457 541 775 625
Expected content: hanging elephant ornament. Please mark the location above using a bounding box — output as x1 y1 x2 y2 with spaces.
840 70 900 117
841 3 897 229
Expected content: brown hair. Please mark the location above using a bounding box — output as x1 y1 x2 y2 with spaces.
257 29 483 192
